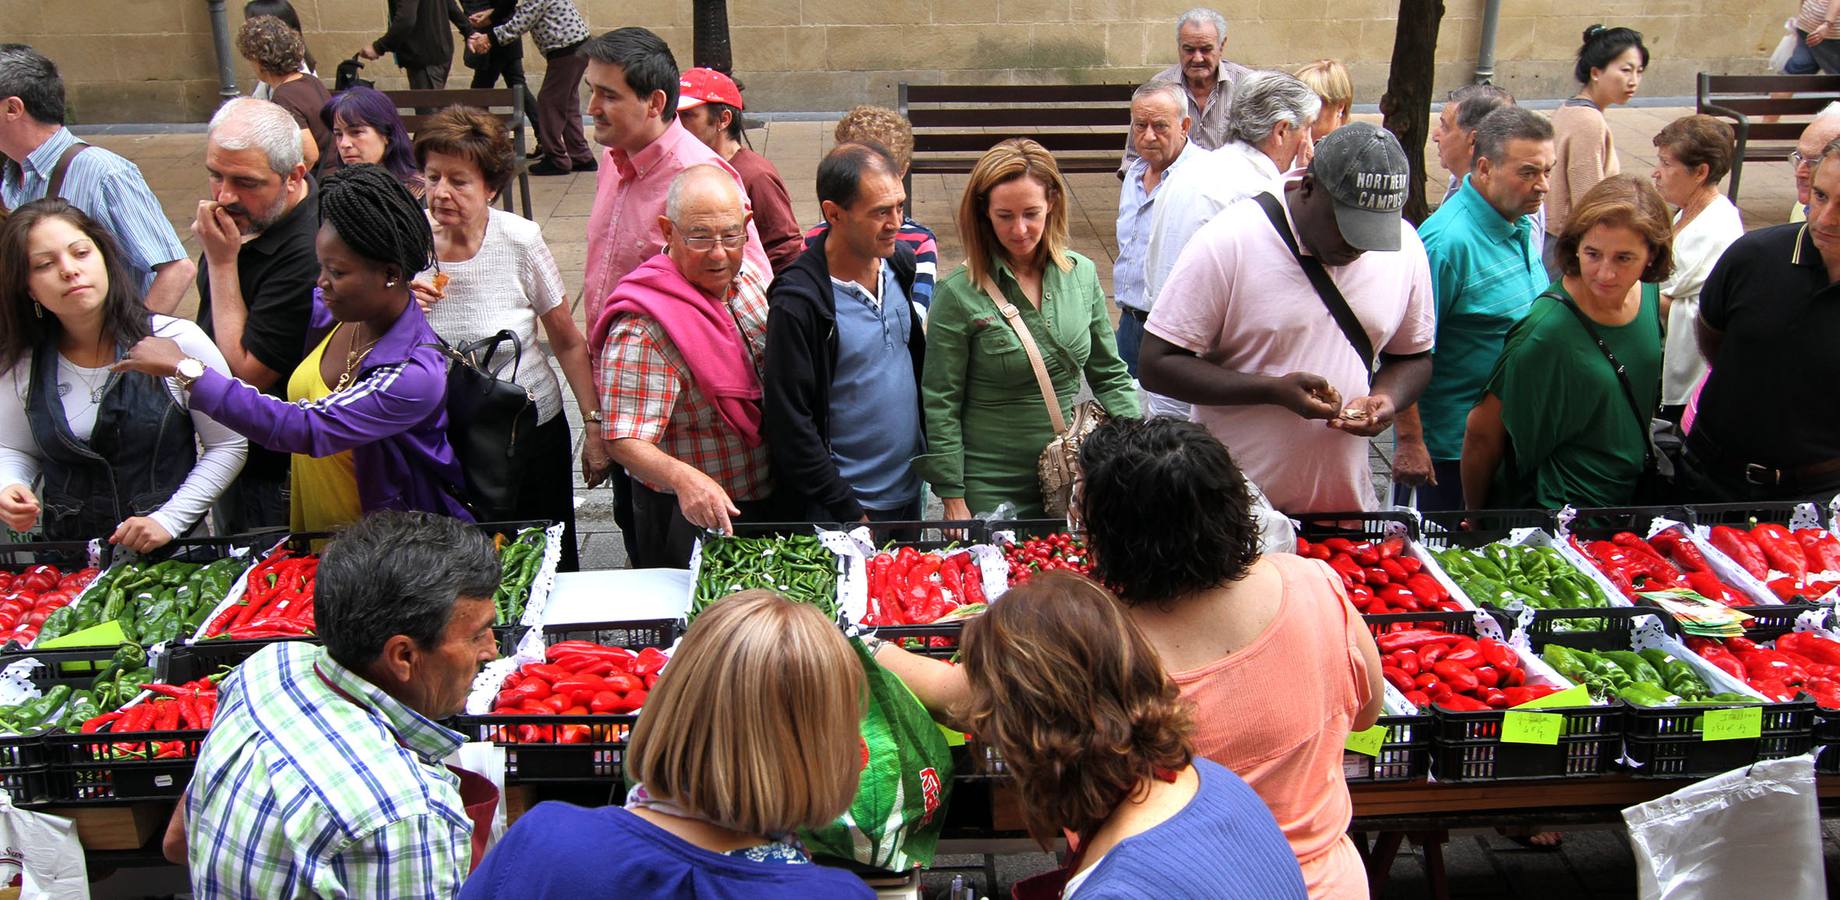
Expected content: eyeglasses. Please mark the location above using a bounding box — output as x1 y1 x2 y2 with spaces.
680 232 748 251
1793 150 1813 168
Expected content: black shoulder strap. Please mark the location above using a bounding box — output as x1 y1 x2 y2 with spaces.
1252 191 1375 376
1544 290 1654 464
45 142 89 201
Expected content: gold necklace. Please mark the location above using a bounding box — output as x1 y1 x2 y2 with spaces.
334 326 382 392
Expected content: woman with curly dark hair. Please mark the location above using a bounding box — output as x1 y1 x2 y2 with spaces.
884 417 1381 898
926 571 1301 897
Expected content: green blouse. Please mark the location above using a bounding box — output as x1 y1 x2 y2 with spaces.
916 252 1139 517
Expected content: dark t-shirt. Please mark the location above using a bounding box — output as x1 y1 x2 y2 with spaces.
1486 282 1661 509
729 148 802 273
269 76 333 171
195 187 320 479
1694 222 1840 468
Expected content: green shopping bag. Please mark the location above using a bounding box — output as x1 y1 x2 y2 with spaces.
800 637 954 871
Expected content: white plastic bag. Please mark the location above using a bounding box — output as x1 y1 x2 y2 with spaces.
1622 753 1826 900
1772 18 1799 73
0 790 88 898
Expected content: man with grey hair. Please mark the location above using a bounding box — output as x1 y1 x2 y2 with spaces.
591 165 776 568
1393 105 1553 508
1120 7 1251 174
193 97 320 532
1790 102 1840 222
1113 80 1199 377
0 43 195 314
1432 84 1513 203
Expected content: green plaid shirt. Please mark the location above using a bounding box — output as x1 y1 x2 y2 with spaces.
186 642 471 898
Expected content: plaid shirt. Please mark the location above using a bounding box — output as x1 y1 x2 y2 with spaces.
186 642 471 899
600 261 772 501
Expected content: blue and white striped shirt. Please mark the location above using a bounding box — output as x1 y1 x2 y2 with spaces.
2 127 187 294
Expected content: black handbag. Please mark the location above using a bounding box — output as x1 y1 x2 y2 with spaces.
429 330 536 521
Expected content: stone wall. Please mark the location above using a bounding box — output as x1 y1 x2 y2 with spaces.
1 0 1786 124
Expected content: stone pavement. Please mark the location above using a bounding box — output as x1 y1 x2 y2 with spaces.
77 107 1836 896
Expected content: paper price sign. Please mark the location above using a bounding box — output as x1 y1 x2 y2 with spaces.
1344 725 1387 757
1700 706 1763 742
1501 710 1563 745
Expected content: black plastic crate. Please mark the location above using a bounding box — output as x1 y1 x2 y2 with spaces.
853 520 989 550
541 619 681 651
984 519 1079 541
1559 506 1694 540
0 540 105 572
130 531 287 566
1622 699 1816 778
453 711 636 784
0 732 49 805
1739 603 1817 642
1362 609 1514 639
873 620 968 660
1817 707 1840 775
0 644 141 689
1417 509 1552 550
1430 703 1624 781
1292 510 1420 542
1525 606 1677 652
1687 502 1824 530
44 727 205 802
1343 712 1433 783
158 636 317 684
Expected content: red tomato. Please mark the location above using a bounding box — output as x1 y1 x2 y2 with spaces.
24 609 48 627
33 590 71 611
16 566 58 593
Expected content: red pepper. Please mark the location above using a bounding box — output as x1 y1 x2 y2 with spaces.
1382 666 1414 694
1378 558 1408 583
1683 571 1747 608
1419 645 1448 668
1363 567 1391 586
1378 584 1419 611
588 691 623 714
1794 529 1840 572
1649 529 1710 573
1436 694 1489 712
1768 577 1809 602
1374 631 1461 653
1352 544 1381 566
1442 638 1483 667
1403 573 1448 603
1477 637 1517 670
1612 532 1671 566
1403 690 1430 708
1501 685 1562 707
1413 672 1440 691
633 648 669 678
1751 524 1808 581
81 710 125 733
1326 555 1363 587
1473 665 1500 688
1710 526 1769 579
1392 651 1420 676
1778 632 1840 667
604 672 643 694
1433 660 1480 692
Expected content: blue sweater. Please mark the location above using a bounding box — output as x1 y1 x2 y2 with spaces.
1070 758 1307 899
459 802 876 900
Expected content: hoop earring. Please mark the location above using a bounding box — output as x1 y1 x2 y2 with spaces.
33 302 42 319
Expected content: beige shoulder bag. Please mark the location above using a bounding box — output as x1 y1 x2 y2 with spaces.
979 276 1108 517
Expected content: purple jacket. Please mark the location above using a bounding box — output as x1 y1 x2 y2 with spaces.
188 293 472 522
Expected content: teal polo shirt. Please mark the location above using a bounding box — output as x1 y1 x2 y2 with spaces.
1415 177 1545 461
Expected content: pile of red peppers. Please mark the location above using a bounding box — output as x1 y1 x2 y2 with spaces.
1377 628 1562 711
1295 536 1463 614
864 548 986 626
1687 633 1840 707
202 550 319 640
488 641 668 743
1002 533 1094 586
1708 524 1840 602
1574 531 1753 607
79 676 220 759
0 564 94 645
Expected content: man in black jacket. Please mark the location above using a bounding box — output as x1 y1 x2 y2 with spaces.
764 143 926 524
358 0 472 90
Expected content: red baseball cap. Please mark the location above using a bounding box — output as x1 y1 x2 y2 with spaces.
678 68 744 111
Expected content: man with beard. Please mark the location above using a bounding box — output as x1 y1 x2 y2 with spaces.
193 98 320 532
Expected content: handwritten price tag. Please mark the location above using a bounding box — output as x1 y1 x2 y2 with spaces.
1512 684 1590 710
1344 725 1388 757
1701 706 1763 742
1501 710 1563 745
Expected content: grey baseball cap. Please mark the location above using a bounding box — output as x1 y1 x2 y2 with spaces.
1309 122 1409 252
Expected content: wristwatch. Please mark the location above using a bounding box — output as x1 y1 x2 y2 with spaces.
172 357 206 391
583 410 604 428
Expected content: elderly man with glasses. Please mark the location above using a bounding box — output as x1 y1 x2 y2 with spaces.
588 165 778 568
1790 103 1840 223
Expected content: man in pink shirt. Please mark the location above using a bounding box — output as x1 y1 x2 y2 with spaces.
1140 123 1435 514
578 28 765 327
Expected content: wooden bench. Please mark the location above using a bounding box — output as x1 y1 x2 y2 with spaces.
1696 72 1840 202
896 83 1137 195
382 87 534 218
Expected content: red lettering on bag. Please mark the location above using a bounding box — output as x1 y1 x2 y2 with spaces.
919 767 941 823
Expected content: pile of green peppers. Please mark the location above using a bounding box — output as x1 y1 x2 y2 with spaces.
37 557 244 647
491 528 548 626
0 644 151 735
1541 644 1755 707
692 535 838 624
1433 545 1610 627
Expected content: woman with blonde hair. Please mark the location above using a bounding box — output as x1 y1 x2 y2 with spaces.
1293 59 1353 141
885 571 1303 898
461 590 873 899
917 138 1138 518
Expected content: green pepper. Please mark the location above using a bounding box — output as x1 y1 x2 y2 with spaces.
1602 650 1664 685
56 694 101 731
90 643 146 689
7 685 70 731
1618 682 1679 707
36 605 79 642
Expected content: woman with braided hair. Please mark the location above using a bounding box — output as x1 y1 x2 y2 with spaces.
118 164 470 531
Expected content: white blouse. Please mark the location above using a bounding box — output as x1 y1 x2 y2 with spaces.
1659 195 1745 405
0 316 247 538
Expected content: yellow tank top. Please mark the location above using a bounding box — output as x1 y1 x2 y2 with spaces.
286 326 363 533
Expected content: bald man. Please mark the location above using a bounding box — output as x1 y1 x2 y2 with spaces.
587 165 778 568
1792 105 1840 222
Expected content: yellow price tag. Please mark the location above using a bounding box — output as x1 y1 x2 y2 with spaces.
1344 725 1387 757
1501 710 1563 745
1513 684 1590 710
1700 706 1763 742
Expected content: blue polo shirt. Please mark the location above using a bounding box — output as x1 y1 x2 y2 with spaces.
1415 178 1545 461
828 264 923 510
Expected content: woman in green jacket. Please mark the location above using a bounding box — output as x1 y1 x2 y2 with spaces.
919 139 1139 518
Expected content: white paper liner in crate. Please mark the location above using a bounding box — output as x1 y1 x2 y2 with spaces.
513 521 567 629
188 535 293 642
687 528 865 626
0 659 40 710
1695 504 1840 605
844 527 1009 609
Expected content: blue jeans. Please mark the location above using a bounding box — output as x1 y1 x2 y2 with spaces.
1115 305 1147 379
1788 31 1821 74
